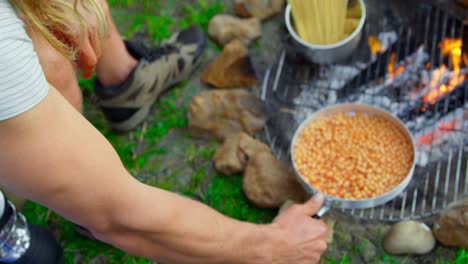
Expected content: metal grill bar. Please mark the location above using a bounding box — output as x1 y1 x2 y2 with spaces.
261 3 467 221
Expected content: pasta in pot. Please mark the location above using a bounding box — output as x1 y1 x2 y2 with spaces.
289 0 349 45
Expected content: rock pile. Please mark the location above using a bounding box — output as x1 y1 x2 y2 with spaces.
204 0 286 89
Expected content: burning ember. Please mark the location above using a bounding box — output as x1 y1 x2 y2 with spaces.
422 65 465 104
368 32 398 57
388 53 405 79
441 38 462 72
416 119 458 145
368 35 382 55
422 38 465 104
385 38 466 104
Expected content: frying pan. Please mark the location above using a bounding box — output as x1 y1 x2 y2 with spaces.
290 104 416 218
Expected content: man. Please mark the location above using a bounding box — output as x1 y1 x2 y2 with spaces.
0 0 328 263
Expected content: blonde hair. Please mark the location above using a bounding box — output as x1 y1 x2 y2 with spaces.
10 0 108 60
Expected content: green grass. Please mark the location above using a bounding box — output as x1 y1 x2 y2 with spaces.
204 174 277 223
441 249 468 264
326 254 352 264
23 202 151 263
109 0 223 41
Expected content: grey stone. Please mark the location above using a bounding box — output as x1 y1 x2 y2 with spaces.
383 221 436 255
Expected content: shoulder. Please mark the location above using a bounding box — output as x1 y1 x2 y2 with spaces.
0 1 32 53
0 0 49 121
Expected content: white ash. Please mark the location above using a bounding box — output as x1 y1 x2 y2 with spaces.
293 65 361 109
378 31 398 53
370 31 399 62
385 47 429 89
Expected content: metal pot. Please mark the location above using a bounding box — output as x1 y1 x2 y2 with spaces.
290 104 416 217
284 0 367 64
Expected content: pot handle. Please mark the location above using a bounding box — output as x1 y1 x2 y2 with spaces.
312 204 331 219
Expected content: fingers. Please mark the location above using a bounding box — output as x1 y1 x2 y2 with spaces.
78 37 98 79
89 28 102 60
301 193 325 216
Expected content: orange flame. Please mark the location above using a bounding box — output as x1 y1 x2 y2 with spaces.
441 38 462 72
422 38 465 104
387 53 405 79
368 35 382 55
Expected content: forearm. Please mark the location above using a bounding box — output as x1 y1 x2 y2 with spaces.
0 88 276 263
97 183 274 263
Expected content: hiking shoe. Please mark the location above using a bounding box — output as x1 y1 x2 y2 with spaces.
94 26 206 132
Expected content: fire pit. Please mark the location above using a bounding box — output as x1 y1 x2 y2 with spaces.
261 1 467 221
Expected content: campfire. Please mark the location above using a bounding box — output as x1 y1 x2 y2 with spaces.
384 37 465 105
261 3 467 221
422 38 465 104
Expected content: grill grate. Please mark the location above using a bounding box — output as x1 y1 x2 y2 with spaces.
260 4 467 221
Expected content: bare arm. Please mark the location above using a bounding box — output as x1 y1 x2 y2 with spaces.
0 87 327 263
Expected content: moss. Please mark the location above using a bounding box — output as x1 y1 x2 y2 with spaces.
203 174 277 223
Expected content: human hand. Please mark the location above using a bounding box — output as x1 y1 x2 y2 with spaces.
269 194 328 264
59 0 108 79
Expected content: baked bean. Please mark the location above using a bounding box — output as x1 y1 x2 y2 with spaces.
293 112 413 200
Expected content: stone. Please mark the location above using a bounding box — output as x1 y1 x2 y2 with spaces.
433 198 468 248
234 0 285 20
202 40 258 88
383 221 436 255
359 239 377 263
188 89 266 141
208 14 261 46
213 132 270 175
243 152 307 208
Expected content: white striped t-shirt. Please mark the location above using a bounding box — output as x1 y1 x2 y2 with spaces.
0 0 49 121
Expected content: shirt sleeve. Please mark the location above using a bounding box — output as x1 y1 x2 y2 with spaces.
0 0 49 121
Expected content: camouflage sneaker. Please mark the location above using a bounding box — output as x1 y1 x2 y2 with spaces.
94 26 206 132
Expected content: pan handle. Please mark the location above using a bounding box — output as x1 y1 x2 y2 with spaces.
312 204 331 219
